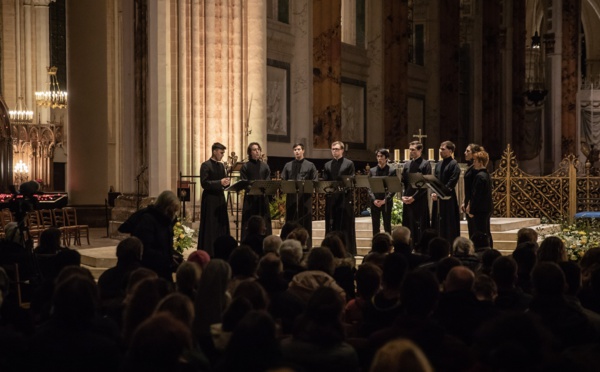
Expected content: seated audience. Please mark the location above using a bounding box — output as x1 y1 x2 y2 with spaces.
263 234 283 256
537 236 567 264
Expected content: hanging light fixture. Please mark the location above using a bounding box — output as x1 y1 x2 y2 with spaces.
524 0 547 106
8 96 34 124
35 66 68 109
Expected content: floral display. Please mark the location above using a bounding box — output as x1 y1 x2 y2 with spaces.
173 219 197 254
539 218 600 262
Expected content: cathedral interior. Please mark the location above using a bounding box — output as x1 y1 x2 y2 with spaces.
0 0 598 218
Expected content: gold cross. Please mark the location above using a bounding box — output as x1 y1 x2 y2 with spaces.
412 129 427 142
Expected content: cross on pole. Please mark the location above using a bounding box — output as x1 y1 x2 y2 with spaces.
412 129 427 143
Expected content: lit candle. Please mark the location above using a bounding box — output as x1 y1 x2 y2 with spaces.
394 149 400 162
404 149 410 161
428 148 435 160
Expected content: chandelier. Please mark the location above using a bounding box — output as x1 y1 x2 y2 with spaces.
8 96 34 124
35 66 68 109
14 159 29 187
524 1 547 106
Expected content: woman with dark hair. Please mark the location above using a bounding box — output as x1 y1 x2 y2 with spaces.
119 190 180 281
462 143 484 237
241 215 267 256
466 150 493 247
537 236 567 263
321 233 356 300
281 287 359 372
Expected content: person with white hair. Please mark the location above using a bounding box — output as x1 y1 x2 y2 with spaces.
452 236 480 272
279 239 304 283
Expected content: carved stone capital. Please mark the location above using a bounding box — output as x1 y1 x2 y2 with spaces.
23 0 56 7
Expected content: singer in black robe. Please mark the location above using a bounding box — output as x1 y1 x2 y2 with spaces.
281 143 318 245
401 142 431 246
240 142 272 241
368 149 397 235
323 141 356 255
198 143 230 256
431 141 461 244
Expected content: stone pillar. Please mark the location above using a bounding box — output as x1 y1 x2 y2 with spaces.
245 0 267 152
366 0 384 152
147 0 173 195
382 0 408 150
438 0 460 143
312 0 341 149
66 0 109 205
512 0 527 160
561 0 580 156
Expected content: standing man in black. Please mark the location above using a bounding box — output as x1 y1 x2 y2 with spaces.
198 142 231 256
240 142 272 241
323 141 356 255
466 150 493 247
401 141 431 246
281 143 318 243
431 141 461 243
369 148 397 235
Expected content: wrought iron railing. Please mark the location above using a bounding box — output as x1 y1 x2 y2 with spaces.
491 144 600 222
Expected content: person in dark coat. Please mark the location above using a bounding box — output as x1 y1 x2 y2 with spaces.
431 141 461 243
466 150 493 247
462 143 484 238
119 190 180 281
323 141 356 255
401 141 432 246
240 142 272 241
198 142 231 256
368 148 397 235
280 143 318 245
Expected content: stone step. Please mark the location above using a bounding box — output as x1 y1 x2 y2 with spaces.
460 217 541 232
77 246 118 269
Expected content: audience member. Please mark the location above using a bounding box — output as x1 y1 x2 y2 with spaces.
392 226 428 269
491 255 532 312
471 232 492 260
363 232 393 268
287 247 345 304
242 215 267 256
529 262 597 349
176 261 202 301
213 235 238 261
263 234 283 256
537 236 567 263
281 287 359 372
452 236 480 272
369 338 433 372
227 245 259 294
280 239 305 282
478 248 501 276
516 227 538 246
512 242 537 294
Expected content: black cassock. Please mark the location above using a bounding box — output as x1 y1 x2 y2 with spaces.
401 157 431 246
431 157 461 243
469 168 493 246
281 159 318 245
240 159 272 240
198 158 230 256
323 157 356 255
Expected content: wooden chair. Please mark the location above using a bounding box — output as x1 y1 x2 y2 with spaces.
25 211 43 243
52 208 74 247
0 208 14 239
63 207 90 245
38 209 54 229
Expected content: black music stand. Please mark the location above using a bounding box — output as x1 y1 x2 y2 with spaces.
368 176 403 214
247 180 281 219
416 174 452 236
354 175 371 189
226 180 251 241
315 180 342 232
280 180 314 224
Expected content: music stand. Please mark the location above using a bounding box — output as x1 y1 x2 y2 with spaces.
315 180 341 232
247 180 281 224
280 180 314 224
354 175 370 189
416 174 453 236
226 180 251 241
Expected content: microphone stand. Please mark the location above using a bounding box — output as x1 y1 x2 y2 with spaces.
135 165 147 210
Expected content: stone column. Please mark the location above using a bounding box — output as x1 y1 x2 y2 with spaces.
245 0 267 152
147 0 173 194
560 0 580 156
438 0 460 143
312 0 341 149
512 0 527 160
382 0 408 150
66 0 109 205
